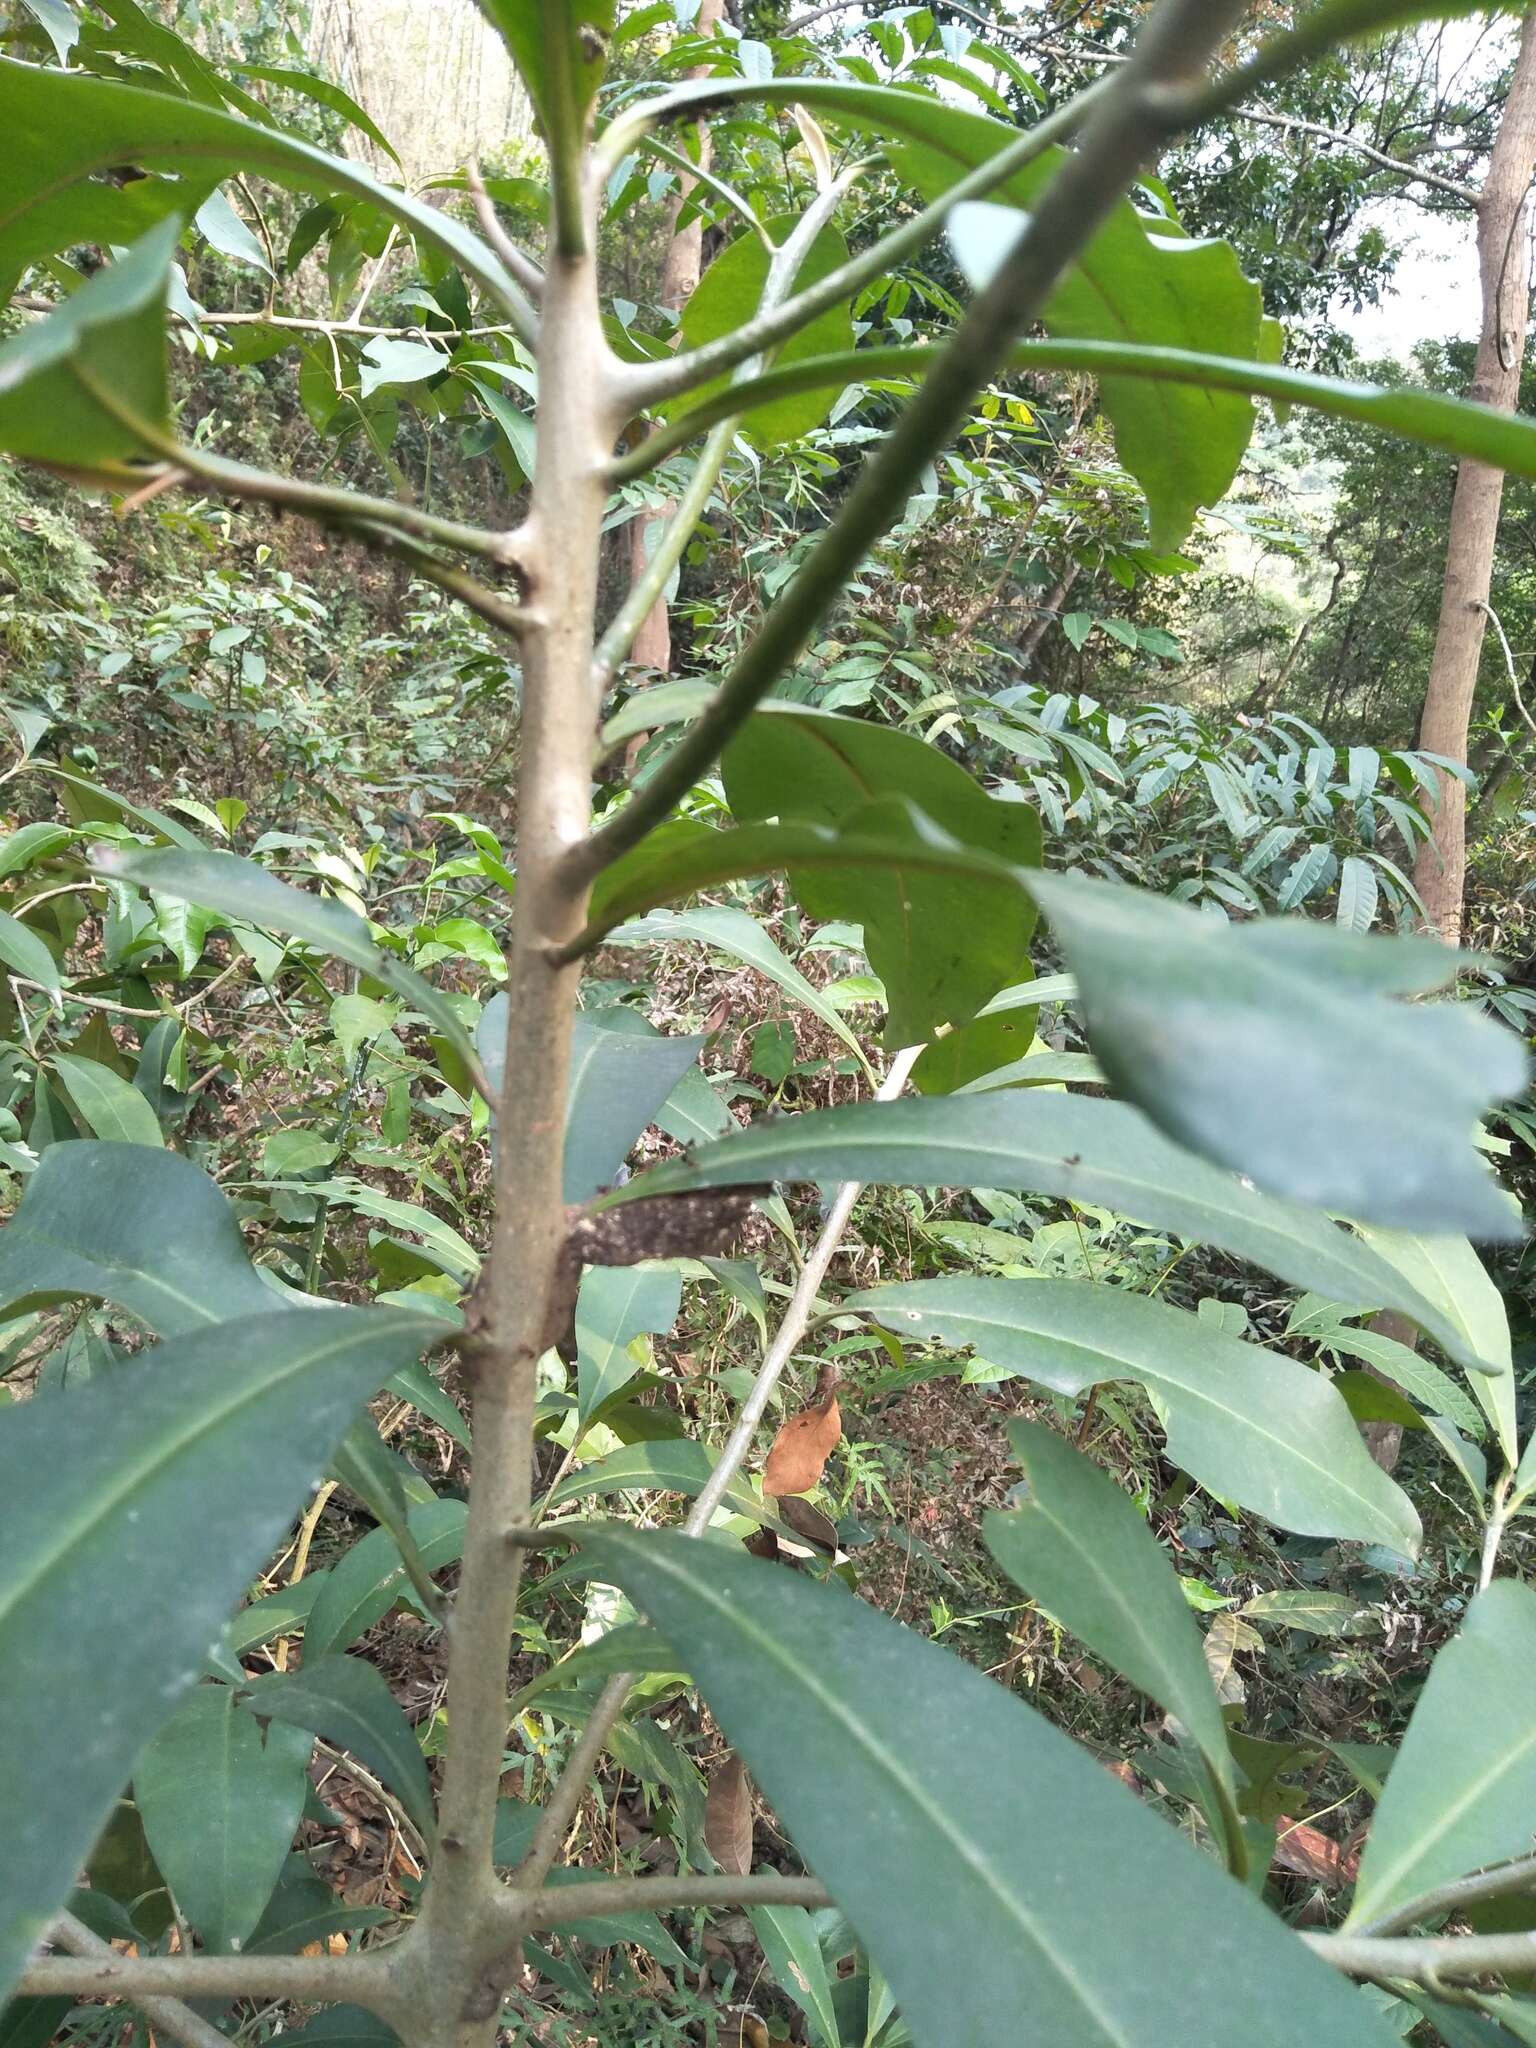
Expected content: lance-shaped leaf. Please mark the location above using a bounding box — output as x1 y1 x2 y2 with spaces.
610 1092 1497 1379
479 1 616 141
984 1419 1241 1853
1353 1224 1518 1468
134 1684 313 1953
0 219 175 471
1025 870 1523 1238
96 845 483 1090
721 707 1040 1046
850 1278 1419 1553
0 1141 280 1331
576 1262 683 1427
1347 1581 1536 1930
240 1655 435 1843
575 1527 1399 2048
0 1305 440 2006
0 59 518 309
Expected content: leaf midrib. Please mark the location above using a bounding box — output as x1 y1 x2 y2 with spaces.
619 1537 1142 2048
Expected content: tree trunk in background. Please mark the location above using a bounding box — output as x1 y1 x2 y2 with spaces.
624 0 725 676
1411 10 1536 944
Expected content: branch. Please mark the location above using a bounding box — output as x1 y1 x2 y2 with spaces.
593 164 865 689
510 1044 921 1891
12 295 532 344
18 1936 391 2014
27 1913 234 2048
614 82 1107 413
569 0 1253 884
467 162 548 304
72 366 526 571
521 1873 833 1927
1353 1853 1536 1939
1304 1926 1536 1985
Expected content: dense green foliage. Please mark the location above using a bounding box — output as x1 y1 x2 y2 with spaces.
0 5 1535 2048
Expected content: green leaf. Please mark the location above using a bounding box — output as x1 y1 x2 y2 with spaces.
135 1684 312 1952
359 336 449 397
1026 870 1522 1237
240 1655 435 1843
852 1278 1418 1552
0 823 73 879
304 1498 466 1662
98 845 482 1090
19 0 79 63
1241 1591 1377 1638
721 708 1040 1045
479 995 706 1203
544 1438 766 1522
508 1623 680 1716
0 909 61 992
479 1 616 142
1353 1226 1518 1469
750 1904 843 2048
0 60 518 312
1337 855 1379 934
606 906 872 1077
984 1419 1239 1839
947 198 1262 548
576 1262 683 1428
230 61 400 163
668 216 854 447
0 1142 280 1331
575 1526 1398 2048
50 1054 163 1147
194 185 271 274
613 1092 1496 1379
0 1305 438 2004
1347 1581 1536 1930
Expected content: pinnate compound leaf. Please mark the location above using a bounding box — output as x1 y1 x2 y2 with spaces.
0 219 175 471
576 1526 1399 2048
240 1655 435 1843
98 845 481 1085
134 1685 312 1952
852 1278 1419 1553
1026 870 1523 1238
721 707 1040 1046
1347 1581 1536 1930
985 1420 1237 1814
614 1092 1495 1380
0 1305 440 2004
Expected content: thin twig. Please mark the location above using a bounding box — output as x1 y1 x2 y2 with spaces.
1475 598 1536 740
1353 1852 1536 1939
467 162 547 304
1304 1925 1536 1984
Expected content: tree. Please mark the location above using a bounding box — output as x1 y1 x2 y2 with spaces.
2 4 1536 2047
1413 9 1536 942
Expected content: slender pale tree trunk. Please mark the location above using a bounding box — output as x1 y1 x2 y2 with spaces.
1411 11 1536 944
624 0 726 675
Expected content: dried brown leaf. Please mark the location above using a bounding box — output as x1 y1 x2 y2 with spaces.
762 1366 841 1497
705 1752 754 1877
